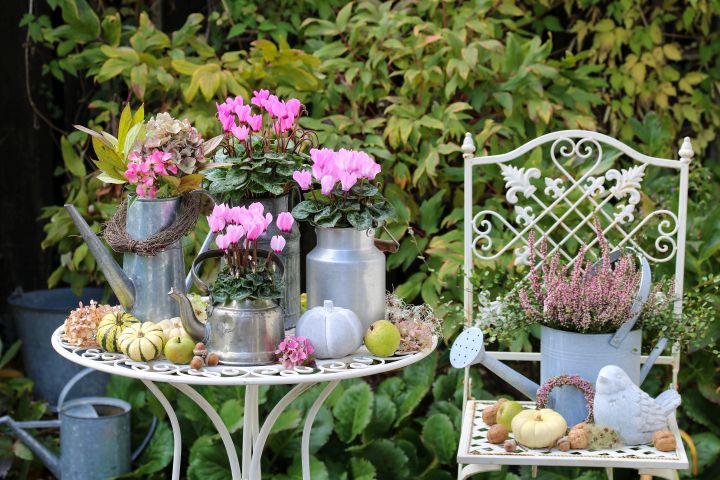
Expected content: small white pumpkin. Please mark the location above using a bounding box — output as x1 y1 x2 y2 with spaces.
119 322 165 362
157 317 187 339
296 300 363 359
511 408 568 449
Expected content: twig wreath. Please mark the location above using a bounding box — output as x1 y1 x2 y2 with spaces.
536 374 595 423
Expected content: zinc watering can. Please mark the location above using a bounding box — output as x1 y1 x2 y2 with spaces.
65 195 214 322
0 369 156 480
451 249 669 426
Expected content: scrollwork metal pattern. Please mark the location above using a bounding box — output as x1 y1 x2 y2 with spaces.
470 135 680 266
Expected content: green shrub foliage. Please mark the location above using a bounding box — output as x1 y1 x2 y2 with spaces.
17 0 720 477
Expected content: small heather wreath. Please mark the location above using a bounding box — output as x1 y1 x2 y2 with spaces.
536 374 595 423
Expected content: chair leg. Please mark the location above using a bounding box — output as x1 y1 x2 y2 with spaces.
458 464 501 480
605 467 613 480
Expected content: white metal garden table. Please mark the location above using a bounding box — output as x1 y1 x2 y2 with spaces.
52 326 436 480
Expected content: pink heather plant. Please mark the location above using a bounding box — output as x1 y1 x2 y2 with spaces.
518 222 641 334
276 336 315 369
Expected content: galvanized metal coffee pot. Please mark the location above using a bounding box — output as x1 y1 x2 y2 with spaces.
169 248 285 365
306 227 386 330
65 197 212 322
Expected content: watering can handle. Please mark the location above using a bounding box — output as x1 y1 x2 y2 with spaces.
610 248 651 347
639 337 668 385
57 368 158 463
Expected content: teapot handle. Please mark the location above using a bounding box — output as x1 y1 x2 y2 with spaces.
191 248 286 294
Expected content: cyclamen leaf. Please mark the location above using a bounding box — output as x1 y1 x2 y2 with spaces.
348 210 373 230
313 206 342 228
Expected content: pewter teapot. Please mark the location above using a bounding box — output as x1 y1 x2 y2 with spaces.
168 248 285 365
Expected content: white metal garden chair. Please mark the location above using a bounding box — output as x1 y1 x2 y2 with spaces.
457 130 693 480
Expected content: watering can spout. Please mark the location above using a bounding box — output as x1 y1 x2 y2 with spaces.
450 327 540 401
0 416 61 478
65 204 135 311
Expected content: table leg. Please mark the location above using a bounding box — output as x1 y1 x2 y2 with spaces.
173 383 242 480
249 383 314 479
242 385 259 478
301 381 339 480
141 380 182 480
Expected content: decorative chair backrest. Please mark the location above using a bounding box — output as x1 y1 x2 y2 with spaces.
461 130 692 392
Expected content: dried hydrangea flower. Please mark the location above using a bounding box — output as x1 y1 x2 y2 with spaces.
386 292 441 352
141 112 205 175
64 300 120 347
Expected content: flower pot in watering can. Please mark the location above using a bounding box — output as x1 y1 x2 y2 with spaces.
232 195 301 329
306 227 386 330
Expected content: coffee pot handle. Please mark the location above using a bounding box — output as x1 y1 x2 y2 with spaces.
190 248 285 294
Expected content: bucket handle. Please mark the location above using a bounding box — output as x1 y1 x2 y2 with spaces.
57 368 157 463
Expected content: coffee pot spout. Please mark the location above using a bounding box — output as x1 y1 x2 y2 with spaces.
65 204 135 311
168 288 206 341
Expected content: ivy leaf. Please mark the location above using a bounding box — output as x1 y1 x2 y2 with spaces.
422 414 457 465
333 382 374 443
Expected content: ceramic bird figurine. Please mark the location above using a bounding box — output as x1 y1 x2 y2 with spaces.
594 365 681 445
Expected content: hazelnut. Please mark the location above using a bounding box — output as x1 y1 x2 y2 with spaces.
195 342 205 350
569 423 589 449
482 398 507 426
190 356 204 370
486 424 509 444
206 352 220 366
503 439 517 452
652 430 676 452
556 436 570 451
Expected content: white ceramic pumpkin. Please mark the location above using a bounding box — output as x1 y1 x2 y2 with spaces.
511 408 568 449
119 322 165 362
157 317 187 339
296 300 363 359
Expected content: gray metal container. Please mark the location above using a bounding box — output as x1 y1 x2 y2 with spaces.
123 196 185 321
7 288 109 407
306 228 386 330
59 397 132 479
540 326 642 426
233 195 300 328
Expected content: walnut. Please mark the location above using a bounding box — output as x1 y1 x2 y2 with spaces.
487 424 509 444
503 439 517 452
652 430 676 452
482 398 507 426
569 422 589 449
556 436 570 451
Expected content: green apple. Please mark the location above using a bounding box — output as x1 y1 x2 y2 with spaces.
364 320 401 357
164 336 196 364
496 400 524 431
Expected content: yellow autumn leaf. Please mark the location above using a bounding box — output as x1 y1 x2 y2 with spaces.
663 44 682 61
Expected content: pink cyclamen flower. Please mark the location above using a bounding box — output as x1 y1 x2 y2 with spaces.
215 234 230 251
247 114 263 132
226 224 245 244
270 235 286 253
235 104 252 123
292 170 313 190
232 125 250 142
286 98 302 117
320 175 335 195
251 89 270 108
339 171 358 191
219 111 236 132
276 212 294 233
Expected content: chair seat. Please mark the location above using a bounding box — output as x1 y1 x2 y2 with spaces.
458 400 688 470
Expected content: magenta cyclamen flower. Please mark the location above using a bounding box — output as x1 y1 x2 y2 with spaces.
275 335 315 369
276 212 294 233
270 235 286 253
292 170 312 190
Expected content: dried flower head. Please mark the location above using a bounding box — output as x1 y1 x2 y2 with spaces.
64 300 120 347
141 112 205 175
386 292 441 352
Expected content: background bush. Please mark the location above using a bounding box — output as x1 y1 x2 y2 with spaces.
6 0 718 478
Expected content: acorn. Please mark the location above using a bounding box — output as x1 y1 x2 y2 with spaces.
556 436 570 452
190 356 204 370
503 439 517 452
206 352 220 367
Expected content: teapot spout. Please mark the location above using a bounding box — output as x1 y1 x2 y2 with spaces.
168 288 206 341
450 327 540 401
65 204 135 311
0 416 61 478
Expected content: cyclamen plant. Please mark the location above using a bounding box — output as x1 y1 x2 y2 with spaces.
206 203 294 302
291 148 395 230
202 91 315 203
